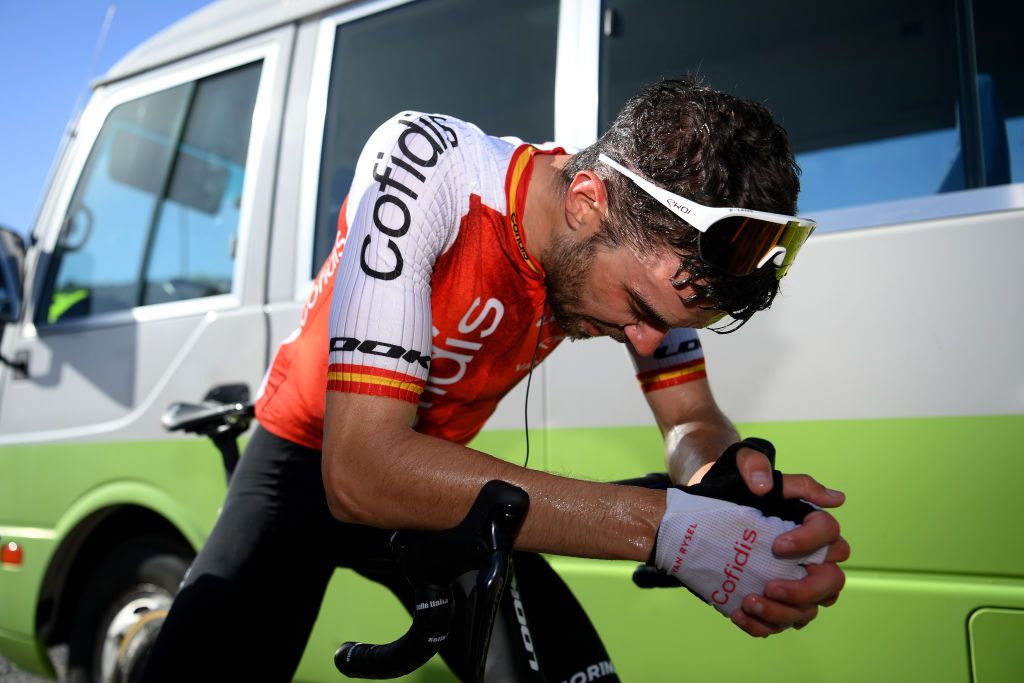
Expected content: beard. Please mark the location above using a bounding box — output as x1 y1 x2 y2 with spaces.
542 232 627 344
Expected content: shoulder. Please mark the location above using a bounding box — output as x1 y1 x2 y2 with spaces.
363 111 515 166
349 112 519 222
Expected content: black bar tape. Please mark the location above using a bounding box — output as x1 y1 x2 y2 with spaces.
647 526 660 566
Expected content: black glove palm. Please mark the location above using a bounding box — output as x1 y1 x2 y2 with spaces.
683 438 816 524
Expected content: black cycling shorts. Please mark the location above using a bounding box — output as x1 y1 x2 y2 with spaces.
141 425 620 683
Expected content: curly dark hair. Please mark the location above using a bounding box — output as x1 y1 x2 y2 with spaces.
561 77 801 331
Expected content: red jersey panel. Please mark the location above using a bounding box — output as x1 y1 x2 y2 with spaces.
256 112 706 451
257 113 564 448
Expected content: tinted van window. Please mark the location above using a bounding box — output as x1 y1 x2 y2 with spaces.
974 0 1024 184
599 0 1021 217
43 61 262 324
311 0 558 274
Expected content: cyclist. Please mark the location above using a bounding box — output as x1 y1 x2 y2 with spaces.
141 78 848 682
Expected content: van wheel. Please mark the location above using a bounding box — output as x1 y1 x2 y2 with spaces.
66 536 192 683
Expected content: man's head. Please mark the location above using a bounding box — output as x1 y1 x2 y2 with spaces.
548 77 802 344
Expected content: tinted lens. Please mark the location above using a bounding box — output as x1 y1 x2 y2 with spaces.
698 215 787 276
773 221 814 279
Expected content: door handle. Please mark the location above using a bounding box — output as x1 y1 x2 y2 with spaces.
0 349 29 379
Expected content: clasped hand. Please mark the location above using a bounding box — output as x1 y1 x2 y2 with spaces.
656 440 849 637
719 445 848 637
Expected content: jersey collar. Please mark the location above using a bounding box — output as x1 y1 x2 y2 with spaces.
505 144 564 281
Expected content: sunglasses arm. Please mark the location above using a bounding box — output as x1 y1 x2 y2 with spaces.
757 246 788 269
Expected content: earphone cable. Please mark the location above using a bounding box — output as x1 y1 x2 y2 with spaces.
522 308 546 469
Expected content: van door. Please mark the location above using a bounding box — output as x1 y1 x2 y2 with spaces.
0 30 290 445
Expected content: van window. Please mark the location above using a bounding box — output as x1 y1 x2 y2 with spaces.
42 61 262 324
599 0 1020 218
311 0 558 275
974 0 1024 183
0 280 11 319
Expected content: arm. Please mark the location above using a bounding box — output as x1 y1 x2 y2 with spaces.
645 375 740 486
642 355 850 636
321 112 664 562
323 392 665 562
629 329 742 485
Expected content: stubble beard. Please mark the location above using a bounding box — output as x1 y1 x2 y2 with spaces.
542 232 627 344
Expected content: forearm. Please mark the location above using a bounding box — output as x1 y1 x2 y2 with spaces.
663 412 739 485
642 378 740 485
323 421 664 562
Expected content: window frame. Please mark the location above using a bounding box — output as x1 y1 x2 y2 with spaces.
554 0 601 151
290 0 1024 296
293 0 583 301
28 33 282 335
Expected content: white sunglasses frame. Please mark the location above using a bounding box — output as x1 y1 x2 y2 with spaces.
597 153 817 271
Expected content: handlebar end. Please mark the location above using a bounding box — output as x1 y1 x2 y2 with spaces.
632 565 680 589
334 642 362 678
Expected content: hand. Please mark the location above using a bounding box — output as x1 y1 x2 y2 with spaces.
731 446 849 637
652 489 828 620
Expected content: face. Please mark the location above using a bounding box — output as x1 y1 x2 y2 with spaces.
543 232 723 357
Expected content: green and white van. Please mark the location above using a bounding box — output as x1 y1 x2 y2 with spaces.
1 0 1022 681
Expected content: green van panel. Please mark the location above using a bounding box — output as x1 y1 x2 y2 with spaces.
969 608 1024 683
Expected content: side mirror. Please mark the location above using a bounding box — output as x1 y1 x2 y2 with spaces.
0 226 25 324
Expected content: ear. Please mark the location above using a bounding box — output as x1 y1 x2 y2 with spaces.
564 170 609 237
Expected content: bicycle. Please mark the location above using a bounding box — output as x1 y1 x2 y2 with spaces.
159 395 679 682
331 473 677 682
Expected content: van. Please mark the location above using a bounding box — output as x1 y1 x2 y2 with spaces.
1 0 1022 681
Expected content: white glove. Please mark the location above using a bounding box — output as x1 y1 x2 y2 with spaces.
654 488 827 616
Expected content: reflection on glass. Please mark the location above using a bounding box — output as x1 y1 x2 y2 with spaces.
598 0 976 215
45 62 261 324
1008 117 1024 183
796 127 960 213
312 0 558 274
142 65 260 305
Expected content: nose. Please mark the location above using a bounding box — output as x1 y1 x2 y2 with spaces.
623 321 668 357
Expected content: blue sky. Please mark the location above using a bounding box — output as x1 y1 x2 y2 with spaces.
0 1 213 237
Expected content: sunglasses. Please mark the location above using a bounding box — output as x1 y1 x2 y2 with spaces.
598 154 816 279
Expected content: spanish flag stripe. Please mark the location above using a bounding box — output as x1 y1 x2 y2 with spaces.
327 379 420 405
637 363 707 391
638 363 706 385
327 363 424 386
636 357 705 382
639 367 708 393
507 147 534 211
505 146 540 274
326 372 425 395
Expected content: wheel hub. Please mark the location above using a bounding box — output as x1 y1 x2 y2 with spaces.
99 592 172 683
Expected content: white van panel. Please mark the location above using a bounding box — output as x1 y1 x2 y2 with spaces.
0 27 295 444
542 208 1024 429
0 309 265 442
101 0 362 85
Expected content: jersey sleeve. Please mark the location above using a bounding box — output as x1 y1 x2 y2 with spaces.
629 328 707 394
327 112 466 405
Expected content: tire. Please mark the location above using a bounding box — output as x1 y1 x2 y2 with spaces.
66 536 192 683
